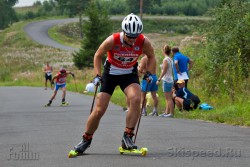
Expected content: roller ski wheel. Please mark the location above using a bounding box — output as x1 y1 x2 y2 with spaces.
118 146 148 156
68 150 79 158
60 102 69 106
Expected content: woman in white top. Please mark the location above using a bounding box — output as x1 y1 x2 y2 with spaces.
156 45 174 117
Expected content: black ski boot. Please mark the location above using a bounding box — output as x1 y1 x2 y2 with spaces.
44 100 52 107
121 132 137 150
74 135 92 154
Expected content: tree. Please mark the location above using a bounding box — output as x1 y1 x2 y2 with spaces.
56 0 89 17
126 0 153 14
73 0 112 69
0 0 18 30
56 0 90 38
201 0 250 101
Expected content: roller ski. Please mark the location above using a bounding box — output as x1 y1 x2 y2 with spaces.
44 100 52 107
118 131 148 156
68 134 92 158
60 102 69 106
119 147 148 156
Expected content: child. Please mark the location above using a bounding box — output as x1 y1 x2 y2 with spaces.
45 68 74 106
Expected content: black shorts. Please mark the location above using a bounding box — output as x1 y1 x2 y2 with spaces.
183 95 200 111
45 74 52 81
100 73 140 95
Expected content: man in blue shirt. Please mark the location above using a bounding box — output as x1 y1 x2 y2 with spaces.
172 47 194 90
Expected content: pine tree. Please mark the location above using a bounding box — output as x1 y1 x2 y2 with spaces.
0 0 18 30
73 1 112 69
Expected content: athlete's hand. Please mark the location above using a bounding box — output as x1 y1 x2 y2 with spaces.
51 81 54 85
93 75 102 86
71 73 75 78
143 71 153 83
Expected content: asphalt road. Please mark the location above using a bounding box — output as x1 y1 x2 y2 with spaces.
0 87 249 167
24 18 79 51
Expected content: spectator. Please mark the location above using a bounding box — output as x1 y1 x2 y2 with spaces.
172 47 194 91
43 62 53 90
173 80 200 111
156 45 174 118
138 55 158 116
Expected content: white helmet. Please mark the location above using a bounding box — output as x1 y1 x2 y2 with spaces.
122 13 143 37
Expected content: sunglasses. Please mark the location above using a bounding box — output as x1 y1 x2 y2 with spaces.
125 34 138 39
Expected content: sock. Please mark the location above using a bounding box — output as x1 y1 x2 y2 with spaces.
83 133 93 141
125 127 135 137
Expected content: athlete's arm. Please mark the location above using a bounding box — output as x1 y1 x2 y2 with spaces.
142 37 156 74
93 35 114 76
66 71 74 77
52 74 58 83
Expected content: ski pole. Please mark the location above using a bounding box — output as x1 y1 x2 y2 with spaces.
134 81 149 143
73 77 78 92
90 83 99 114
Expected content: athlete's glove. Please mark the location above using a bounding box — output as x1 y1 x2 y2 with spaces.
143 71 153 83
93 75 102 86
51 81 54 85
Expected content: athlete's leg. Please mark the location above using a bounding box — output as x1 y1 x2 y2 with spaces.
62 85 66 100
124 83 141 128
85 92 111 134
50 84 60 101
45 87 58 106
50 90 57 101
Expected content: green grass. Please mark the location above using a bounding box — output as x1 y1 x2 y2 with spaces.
48 23 81 48
0 16 249 127
14 6 40 15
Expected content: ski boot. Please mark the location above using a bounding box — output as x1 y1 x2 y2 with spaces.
121 132 137 150
68 135 92 158
119 132 148 156
44 100 52 107
60 101 69 106
61 99 69 106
